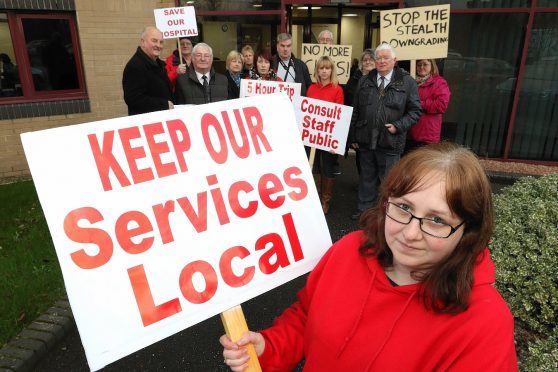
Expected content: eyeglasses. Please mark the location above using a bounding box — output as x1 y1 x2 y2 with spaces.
417 62 431 67
194 53 211 60
385 202 465 238
362 58 374 63
375 56 393 62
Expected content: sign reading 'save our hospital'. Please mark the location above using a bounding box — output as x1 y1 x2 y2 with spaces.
380 4 450 61
21 95 331 371
154 6 198 38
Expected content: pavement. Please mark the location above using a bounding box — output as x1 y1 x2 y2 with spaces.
0 153 519 372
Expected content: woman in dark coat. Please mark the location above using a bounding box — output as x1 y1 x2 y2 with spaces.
225 50 244 99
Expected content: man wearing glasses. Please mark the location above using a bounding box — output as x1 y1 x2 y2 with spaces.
348 43 422 220
175 42 228 105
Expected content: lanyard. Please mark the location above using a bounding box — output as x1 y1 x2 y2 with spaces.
279 59 294 81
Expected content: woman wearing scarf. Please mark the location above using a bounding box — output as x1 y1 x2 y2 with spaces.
247 48 282 82
406 59 451 153
225 50 244 99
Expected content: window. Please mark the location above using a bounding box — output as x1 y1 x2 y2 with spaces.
0 12 86 104
509 13 558 161
442 13 527 157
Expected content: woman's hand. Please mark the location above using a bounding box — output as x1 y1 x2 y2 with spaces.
177 63 187 74
220 331 265 371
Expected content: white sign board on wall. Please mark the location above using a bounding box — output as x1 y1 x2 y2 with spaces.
21 95 331 371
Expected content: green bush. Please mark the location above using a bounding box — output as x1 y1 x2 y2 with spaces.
490 174 558 371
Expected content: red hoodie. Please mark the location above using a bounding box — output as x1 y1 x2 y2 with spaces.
259 231 517 371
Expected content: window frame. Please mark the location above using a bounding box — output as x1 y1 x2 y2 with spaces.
1 11 87 105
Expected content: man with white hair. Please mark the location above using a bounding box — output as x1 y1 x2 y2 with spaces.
348 43 421 220
318 30 334 44
175 42 228 104
122 26 174 115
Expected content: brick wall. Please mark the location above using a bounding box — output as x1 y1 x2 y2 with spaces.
0 0 176 180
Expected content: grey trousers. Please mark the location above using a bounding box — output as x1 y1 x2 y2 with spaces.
357 148 400 211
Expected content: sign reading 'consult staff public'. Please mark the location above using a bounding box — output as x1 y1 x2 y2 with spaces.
21 95 331 371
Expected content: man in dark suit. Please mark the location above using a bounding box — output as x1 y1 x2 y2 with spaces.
271 33 312 96
122 26 174 115
174 42 228 105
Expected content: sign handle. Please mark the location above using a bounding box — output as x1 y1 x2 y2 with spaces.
177 38 183 63
308 147 316 170
220 305 262 372
410 59 416 79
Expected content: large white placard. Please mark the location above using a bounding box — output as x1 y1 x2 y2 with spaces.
21 95 331 371
154 6 198 39
239 79 301 102
293 96 353 155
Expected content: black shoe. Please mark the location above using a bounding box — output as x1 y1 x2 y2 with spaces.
350 210 362 221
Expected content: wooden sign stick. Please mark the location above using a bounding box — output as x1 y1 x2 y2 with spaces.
308 147 316 170
177 38 183 62
410 59 416 79
221 305 262 372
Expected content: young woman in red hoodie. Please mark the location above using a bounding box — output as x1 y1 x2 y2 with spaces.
306 56 344 214
220 142 517 372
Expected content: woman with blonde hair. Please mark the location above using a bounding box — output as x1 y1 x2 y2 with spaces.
306 56 344 214
225 50 244 99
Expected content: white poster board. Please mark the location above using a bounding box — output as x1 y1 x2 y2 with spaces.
154 6 198 38
293 96 353 155
380 5 450 61
301 44 353 84
239 79 301 102
21 95 331 371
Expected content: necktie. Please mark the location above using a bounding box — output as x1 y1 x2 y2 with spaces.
202 75 210 103
379 76 385 96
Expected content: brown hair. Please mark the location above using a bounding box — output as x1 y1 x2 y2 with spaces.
313 56 338 85
416 59 439 75
254 48 273 64
358 142 493 314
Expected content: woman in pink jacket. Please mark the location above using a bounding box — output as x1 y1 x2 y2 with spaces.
406 59 451 153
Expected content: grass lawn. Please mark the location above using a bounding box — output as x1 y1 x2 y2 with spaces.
0 180 65 347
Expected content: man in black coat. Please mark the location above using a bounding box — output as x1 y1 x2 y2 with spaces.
122 26 174 115
348 43 422 220
271 33 312 96
175 42 228 105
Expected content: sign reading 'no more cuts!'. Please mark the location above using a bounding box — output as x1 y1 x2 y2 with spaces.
21 95 331 371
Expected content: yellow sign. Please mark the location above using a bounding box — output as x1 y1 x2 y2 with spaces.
380 5 450 61
301 44 353 84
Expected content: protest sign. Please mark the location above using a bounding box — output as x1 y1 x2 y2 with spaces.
301 43 352 84
154 6 198 38
380 4 450 61
239 79 301 102
293 96 353 155
21 95 331 371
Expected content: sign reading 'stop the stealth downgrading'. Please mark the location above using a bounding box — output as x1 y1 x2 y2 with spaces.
380 5 450 61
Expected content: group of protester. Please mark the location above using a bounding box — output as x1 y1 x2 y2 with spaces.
122 26 517 371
